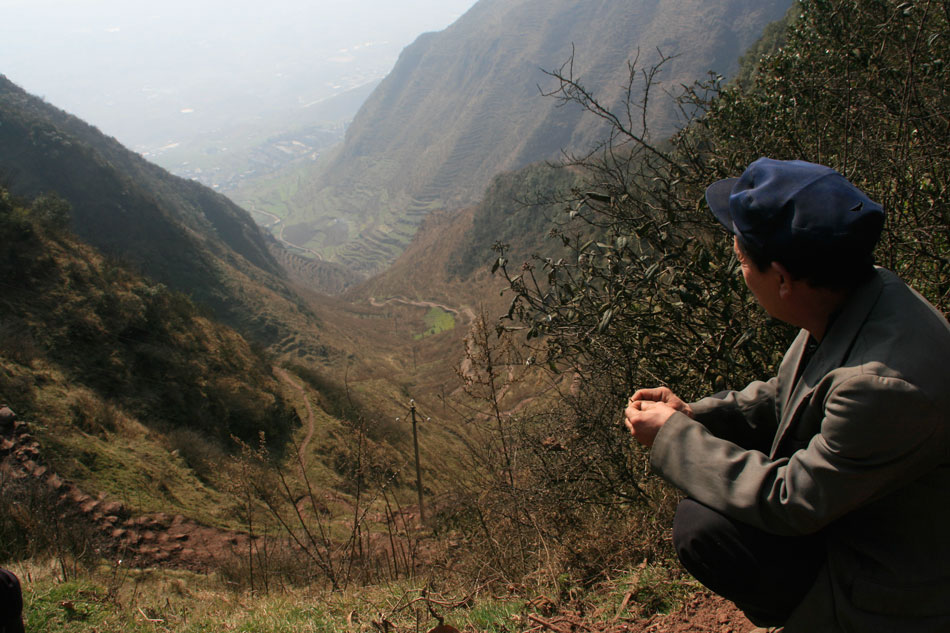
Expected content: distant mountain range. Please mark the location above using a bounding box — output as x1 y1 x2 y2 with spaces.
245 0 792 276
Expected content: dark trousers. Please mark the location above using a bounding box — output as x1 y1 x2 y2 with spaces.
0 567 24 633
672 499 825 627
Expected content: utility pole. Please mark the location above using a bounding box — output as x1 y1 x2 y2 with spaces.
409 399 426 524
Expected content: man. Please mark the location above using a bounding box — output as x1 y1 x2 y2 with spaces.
624 158 950 632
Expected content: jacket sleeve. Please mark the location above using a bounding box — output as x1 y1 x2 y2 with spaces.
651 373 947 536
688 377 780 453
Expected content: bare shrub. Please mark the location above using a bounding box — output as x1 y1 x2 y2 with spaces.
0 458 100 578
165 426 228 483
437 314 680 592
228 428 419 593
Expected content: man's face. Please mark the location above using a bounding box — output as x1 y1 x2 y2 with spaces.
734 237 782 318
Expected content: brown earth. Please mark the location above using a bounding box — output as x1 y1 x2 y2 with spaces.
521 593 754 633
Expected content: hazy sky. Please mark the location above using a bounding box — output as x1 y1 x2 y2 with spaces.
2 0 478 150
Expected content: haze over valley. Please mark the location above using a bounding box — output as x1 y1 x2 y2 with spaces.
2 0 478 189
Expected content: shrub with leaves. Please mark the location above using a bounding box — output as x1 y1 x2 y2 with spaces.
465 0 950 589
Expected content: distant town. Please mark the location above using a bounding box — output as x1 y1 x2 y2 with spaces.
145 124 345 191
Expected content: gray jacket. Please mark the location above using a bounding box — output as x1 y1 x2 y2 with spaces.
651 268 950 632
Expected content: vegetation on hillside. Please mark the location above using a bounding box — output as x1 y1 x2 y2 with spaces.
0 188 296 444
440 0 950 606
0 75 327 353
449 162 581 279
0 187 306 545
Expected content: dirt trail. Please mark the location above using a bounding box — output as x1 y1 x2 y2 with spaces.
274 366 316 471
0 364 325 574
0 418 252 571
368 295 476 324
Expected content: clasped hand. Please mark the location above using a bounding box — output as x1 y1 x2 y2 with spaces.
623 387 694 447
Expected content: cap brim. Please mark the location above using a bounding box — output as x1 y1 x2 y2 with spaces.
705 177 739 233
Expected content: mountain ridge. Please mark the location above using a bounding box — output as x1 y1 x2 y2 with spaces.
247 0 793 276
0 75 329 355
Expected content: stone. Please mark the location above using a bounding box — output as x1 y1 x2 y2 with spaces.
0 406 16 429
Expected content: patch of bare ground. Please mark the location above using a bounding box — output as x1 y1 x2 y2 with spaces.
511 593 752 633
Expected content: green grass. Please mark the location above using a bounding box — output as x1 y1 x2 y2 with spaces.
466 598 525 632
414 307 456 340
18 562 348 633
38 423 239 530
13 560 529 633
9 555 703 633
591 563 699 620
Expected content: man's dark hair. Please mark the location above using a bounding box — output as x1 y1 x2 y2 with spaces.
737 237 876 290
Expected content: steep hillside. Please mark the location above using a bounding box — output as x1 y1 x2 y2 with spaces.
0 75 318 351
0 188 296 519
238 0 793 276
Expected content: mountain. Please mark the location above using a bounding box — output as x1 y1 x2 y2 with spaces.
0 75 329 354
0 188 297 516
238 0 793 276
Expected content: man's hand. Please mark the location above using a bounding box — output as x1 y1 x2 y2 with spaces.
630 386 694 418
623 387 693 447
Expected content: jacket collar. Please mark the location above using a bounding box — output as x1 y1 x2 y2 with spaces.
769 269 887 457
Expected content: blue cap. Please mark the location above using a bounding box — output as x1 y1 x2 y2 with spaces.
705 158 884 260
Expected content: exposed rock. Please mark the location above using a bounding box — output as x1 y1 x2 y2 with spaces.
0 406 16 429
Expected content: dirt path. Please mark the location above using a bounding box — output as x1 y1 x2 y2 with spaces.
0 418 253 572
369 295 476 324
250 206 325 260
274 366 317 471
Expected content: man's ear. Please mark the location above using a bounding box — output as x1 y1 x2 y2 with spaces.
771 261 794 299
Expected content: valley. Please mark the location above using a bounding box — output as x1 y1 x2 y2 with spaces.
7 0 945 630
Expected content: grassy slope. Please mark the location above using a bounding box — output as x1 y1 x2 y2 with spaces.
0 192 293 523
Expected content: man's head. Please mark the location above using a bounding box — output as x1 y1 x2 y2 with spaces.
705 158 884 290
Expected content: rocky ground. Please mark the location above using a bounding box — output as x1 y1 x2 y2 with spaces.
539 594 753 633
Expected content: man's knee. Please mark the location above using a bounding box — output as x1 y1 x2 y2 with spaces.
672 498 735 570
669 498 824 627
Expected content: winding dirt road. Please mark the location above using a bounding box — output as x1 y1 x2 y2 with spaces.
368 295 476 324
273 367 316 473
250 206 325 260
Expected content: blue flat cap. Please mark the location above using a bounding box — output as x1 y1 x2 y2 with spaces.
705 158 884 259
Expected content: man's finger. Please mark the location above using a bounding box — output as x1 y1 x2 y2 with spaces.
631 387 671 402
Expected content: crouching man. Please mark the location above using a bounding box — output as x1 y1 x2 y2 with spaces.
624 158 950 632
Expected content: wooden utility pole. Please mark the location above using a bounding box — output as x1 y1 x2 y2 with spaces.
409 399 426 524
